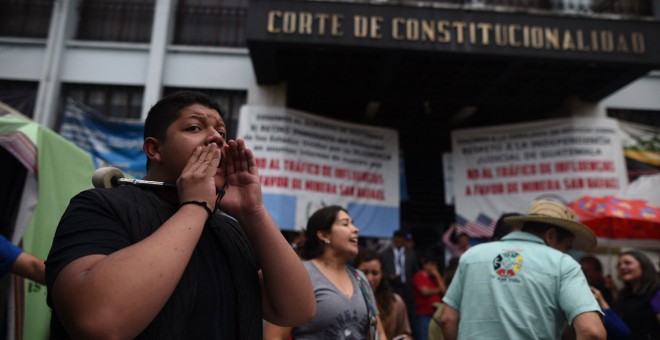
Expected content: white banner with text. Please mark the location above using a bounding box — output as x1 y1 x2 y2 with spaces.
452 117 627 237
237 106 400 237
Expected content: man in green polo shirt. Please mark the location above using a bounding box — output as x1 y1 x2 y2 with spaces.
440 200 606 340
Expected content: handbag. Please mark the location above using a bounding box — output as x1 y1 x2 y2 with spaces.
352 268 380 340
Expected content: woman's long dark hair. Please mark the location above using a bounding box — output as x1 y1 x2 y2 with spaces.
300 206 347 260
353 248 394 319
619 250 659 295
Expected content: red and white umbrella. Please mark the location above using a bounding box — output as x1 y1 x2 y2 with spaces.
567 195 660 241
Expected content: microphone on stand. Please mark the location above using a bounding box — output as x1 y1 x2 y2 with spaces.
92 167 177 190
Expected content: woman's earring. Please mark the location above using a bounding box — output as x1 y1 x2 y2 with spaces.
324 239 330 245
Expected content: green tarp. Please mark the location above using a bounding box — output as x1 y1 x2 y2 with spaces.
0 102 94 339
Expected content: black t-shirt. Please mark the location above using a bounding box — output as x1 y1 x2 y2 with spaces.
46 186 262 339
613 286 660 340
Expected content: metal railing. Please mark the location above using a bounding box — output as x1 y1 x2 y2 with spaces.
76 0 155 43
173 5 247 47
0 0 53 38
75 0 248 47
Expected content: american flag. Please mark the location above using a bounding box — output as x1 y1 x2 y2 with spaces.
456 213 494 238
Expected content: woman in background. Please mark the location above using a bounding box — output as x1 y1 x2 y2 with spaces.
442 224 470 264
263 206 386 339
355 248 412 340
613 250 659 340
412 253 446 340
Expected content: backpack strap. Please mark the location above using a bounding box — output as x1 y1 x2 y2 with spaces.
351 268 379 340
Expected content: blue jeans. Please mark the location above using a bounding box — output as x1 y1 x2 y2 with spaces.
415 315 432 340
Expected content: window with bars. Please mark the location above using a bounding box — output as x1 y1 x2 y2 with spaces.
173 0 248 47
0 0 53 38
75 0 155 43
61 84 144 121
164 87 247 139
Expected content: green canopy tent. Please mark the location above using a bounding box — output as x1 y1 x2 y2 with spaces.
0 101 95 339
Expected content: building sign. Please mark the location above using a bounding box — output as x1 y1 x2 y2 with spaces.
237 105 400 237
452 117 627 237
247 0 660 64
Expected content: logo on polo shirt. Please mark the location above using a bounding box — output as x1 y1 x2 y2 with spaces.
492 251 523 278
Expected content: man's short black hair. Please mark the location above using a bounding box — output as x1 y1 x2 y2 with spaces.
491 212 520 241
144 91 222 142
143 91 222 169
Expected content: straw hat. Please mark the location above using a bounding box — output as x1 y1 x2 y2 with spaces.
504 200 596 251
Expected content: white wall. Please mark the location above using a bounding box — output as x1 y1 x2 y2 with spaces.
163 47 253 89
601 71 660 111
61 43 150 85
0 38 288 122
0 40 47 81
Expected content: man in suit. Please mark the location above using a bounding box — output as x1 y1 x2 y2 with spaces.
381 230 419 333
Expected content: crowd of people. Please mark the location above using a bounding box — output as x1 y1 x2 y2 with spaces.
2 91 658 339
275 199 659 340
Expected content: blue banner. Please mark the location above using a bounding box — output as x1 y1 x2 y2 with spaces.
59 98 146 179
